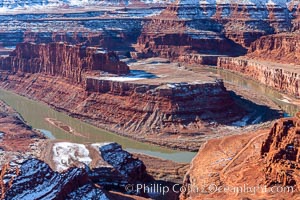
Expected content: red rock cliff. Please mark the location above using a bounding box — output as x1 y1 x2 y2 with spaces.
261 116 300 189
0 42 129 83
247 33 300 65
218 57 300 97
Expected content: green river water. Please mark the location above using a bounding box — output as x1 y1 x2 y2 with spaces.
0 89 196 163
0 67 299 163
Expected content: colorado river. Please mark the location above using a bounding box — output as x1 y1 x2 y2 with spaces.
0 89 196 163
204 67 300 116
1 67 299 163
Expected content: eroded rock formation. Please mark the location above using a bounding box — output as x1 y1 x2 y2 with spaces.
181 115 300 200
0 1 298 61
0 42 129 83
1 159 93 200
261 116 300 188
133 2 246 60
248 33 300 64
0 42 248 150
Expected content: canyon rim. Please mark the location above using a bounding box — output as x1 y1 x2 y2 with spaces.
0 0 300 200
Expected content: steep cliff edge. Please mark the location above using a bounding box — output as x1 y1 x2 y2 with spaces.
217 25 300 97
181 116 300 200
0 42 129 83
218 57 300 97
261 116 300 188
0 71 245 151
247 33 300 64
133 0 299 61
0 1 298 62
0 43 249 151
133 2 246 60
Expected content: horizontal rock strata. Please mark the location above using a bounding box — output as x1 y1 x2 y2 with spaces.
0 42 129 83
247 33 300 65
0 42 247 150
217 57 300 97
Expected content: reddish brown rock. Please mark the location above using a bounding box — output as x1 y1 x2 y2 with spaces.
181 116 300 200
247 33 300 65
0 42 129 83
133 2 246 60
177 54 220 65
0 62 247 151
217 31 300 98
0 42 248 150
217 57 300 97
0 101 43 153
261 116 300 189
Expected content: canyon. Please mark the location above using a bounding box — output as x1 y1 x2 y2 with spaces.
0 101 176 199
0 0 300 200
0 0 299 58
0 42 254 151
217 32 300 98
0 99 183 200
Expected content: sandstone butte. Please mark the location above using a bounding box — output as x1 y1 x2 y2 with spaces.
181 114 300 200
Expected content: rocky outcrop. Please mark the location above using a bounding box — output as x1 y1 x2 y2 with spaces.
47 142 149 189
0 1 298 61
0 142 150 199
133 3 246 60
261 116 300 188
217 57 300 97
0 42 247 150
82 79 245 135
99 143 147 183
0 100 43 157
181 115 300 200
1 159 93 200
0 42 129 83
133 0 300 60
247 33 300 64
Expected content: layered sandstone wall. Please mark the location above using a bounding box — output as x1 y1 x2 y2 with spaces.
177 54 220 65
133 16 246 60
0 71 245 150
217 57 300 97
0 42 129 83
247 33 300 64
0 42 247 150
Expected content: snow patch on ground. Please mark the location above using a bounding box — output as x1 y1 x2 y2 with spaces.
52 142 92 172
91 142 112 151
0 132 3 142
94 70 157 82
232 115 250 127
